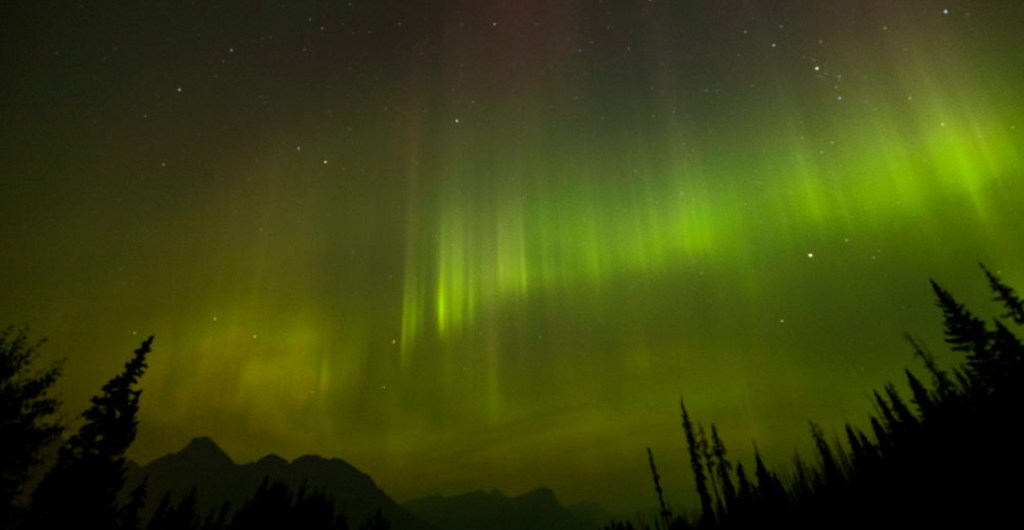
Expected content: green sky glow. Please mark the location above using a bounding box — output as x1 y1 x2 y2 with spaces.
2 0 1022 514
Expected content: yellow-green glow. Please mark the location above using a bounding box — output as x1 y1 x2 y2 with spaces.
407 98 1022 346
3 0 1024 516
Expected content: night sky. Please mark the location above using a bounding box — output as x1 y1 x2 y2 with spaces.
2 0 1023 514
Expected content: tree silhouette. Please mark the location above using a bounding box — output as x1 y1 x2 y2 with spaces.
904 334 956 401
647 447 673 530
119 478 148 530
163 486 200 530
809 421 841 487
358 508 390 530
980 263 1024 324
680 399 714 523
149 491 173 530
904 370 935 419
28 335 154 530
230 477 293 529
617 267 1024 529
200 501 232 530
733 462 754 517
225 477 350 530
751 446 780 504
931 280 996 390
0 325 63 524
709 426 736 515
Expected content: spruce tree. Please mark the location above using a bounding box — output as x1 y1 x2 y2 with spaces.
809 422 842 487
844 424 865 468
884 384 917 427
904 334 955 399
931 280 996 388
990 320 1024 379
680 400 714 522
359 508 390 530
872 391 898 435
200 501 231 530
647 448 672 530
697 423 723 518
790 452 812 499
29 336 154 530
710 425 737 513
905 370 936 419
869 416 890 453
980 263 1024 325
163 486 199 530
148 491 173 530
0 326 64 521
734 462 754 510
231 478 294 529
753 446 785 510
118 478 147 530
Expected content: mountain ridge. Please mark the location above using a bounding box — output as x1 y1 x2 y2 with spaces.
125 436 434 530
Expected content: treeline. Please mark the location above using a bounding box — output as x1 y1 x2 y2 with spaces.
614 263 1024 530
0 331 390 530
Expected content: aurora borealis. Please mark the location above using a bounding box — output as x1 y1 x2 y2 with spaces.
2 0 1023 514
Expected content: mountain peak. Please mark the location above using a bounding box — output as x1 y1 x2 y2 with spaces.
178 436 234 466
255 453 289 467
128 440 436 530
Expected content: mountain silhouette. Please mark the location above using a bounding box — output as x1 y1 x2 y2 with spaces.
403 487 594 530
125 436 435 530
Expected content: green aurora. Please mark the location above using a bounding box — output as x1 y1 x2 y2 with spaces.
2 0 1023 514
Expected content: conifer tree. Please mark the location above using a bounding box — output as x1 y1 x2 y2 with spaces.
856 430 876 461
148 488 198 530
697 423 723 517
905 370 935 419
884 384 917 427
200 501 231 530
905 334 956 399
118 478 148 530
148 491 173 530
790 452 812 499
294 489 339 530
844 424 865 468
231 478 294 529
359 508 390 530
646 448 672 530
980 263 1024 325
166 486 199 530
710 425 737 512
872 391 898 433
734 462 754 509
990 320 1024 378
809 422 842 487
0 326 64 520
680 400 714 523
869 416 889 452
29 336 154 530
931 280 996 388
752 446 785 509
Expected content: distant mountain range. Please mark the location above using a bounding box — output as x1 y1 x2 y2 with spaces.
124 437 433 530
126 437 602 530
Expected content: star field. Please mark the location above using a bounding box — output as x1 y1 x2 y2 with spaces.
1 0 1022 513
